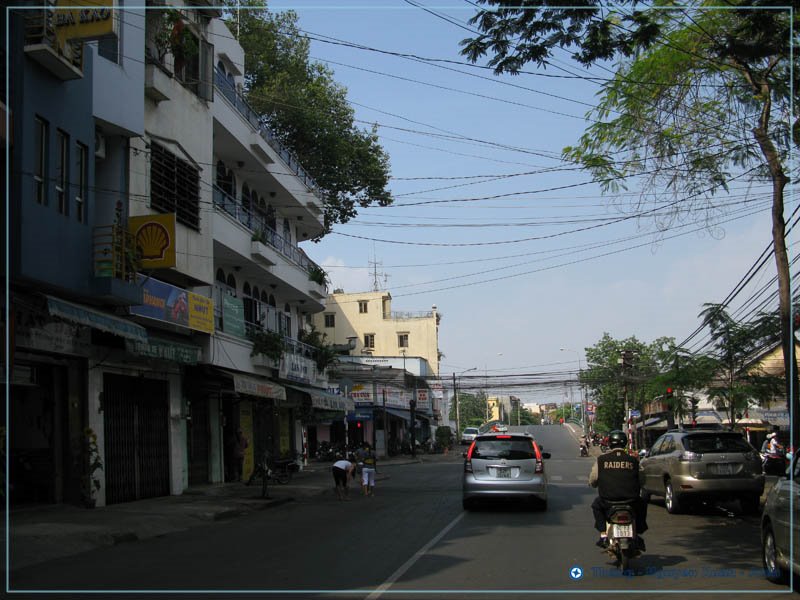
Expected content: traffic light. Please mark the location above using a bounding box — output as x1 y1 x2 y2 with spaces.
665 387 674 400
356 421 362 429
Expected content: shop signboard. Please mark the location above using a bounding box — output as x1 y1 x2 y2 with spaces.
279 352 317 385
131 276 214 333
55 0 118 44
222 295 245 337
125 337 201 364
416 389 431 411
128 213 176 269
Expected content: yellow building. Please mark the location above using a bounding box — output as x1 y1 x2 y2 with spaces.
313 290 441 376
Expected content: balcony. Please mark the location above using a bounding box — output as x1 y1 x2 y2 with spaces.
91 225 143 305
144 60 172 103
24 9 84 80
213 68 323 202
212 185 327 296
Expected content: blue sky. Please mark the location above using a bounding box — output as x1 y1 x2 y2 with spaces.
264 1 786 405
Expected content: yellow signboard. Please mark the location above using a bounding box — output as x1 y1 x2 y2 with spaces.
55 0 118 45
128 213 176 269
188 293 214 334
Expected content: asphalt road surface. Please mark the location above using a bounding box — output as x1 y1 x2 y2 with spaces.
9 425 794 599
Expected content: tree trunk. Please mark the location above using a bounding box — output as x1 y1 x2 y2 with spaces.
752 106 795 446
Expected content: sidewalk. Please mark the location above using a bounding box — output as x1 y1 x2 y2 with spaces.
6 452 458 573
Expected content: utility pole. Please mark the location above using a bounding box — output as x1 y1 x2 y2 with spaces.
383 388 388 457
453 372 459 438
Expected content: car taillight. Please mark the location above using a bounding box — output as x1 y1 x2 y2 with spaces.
496 435 511 439
679 451 702 462
466 441 476 460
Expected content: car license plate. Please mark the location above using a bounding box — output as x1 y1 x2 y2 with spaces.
612 524 633 538
494 467 510 478
713 463 734 475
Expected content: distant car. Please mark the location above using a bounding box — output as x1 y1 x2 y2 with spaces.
460 427 479 445
462 432 550 510
640 429 764 514
761 450 799 584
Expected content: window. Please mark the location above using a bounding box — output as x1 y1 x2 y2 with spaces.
324 314 335 328
398 333 409 348
34 117 48 205
175 28 214 102
150 142 201 230
364 334 375 349
75 142 88 223
359 301 368 314
56 130 69 215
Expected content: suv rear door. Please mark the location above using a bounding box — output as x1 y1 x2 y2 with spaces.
470 435 540 481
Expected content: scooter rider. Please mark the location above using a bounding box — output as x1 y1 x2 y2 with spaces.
589 429 648 550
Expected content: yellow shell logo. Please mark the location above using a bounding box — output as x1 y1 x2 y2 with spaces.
136 222 171 260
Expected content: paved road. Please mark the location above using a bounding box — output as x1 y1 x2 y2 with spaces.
8 425 792 598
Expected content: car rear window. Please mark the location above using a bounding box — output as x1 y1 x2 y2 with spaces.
472 437 538 460
682 433 753 453
464 428 478 434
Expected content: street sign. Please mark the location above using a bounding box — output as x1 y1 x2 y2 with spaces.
629 410 640 418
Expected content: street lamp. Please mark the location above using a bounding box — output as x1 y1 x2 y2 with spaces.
453 367 477 438
560 347 587 435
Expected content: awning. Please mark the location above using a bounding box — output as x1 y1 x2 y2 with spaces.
284 384 354 412
232 372 286 401
385 407 411 422
643 417 667 428
46 295 147 342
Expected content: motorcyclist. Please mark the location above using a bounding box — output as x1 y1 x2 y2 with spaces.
579 434 589 456
589 429 648 551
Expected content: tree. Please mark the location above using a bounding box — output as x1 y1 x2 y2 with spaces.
698 303 782 430
462 1 798 446
449 390 488 428
224 1 392 236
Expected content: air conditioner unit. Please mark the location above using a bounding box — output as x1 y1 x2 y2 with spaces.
95 132 107 159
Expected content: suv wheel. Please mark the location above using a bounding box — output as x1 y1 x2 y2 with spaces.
664 480 682 514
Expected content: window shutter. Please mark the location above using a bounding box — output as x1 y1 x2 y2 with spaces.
199 39 214 102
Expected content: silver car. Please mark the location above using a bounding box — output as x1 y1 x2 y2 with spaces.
761 450 799 584
462 433 550 510
460 427 479 445
641 429 764 514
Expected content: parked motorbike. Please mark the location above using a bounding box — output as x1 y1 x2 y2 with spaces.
580 443 589 457
603 501 641 571
761 451 791 476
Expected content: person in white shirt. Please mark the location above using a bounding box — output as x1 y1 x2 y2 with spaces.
332 457 356 500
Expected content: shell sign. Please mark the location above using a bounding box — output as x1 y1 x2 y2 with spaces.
129 214 176 269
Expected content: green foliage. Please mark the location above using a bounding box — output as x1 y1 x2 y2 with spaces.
223 1 392 236
249 329 286 362
697 304 783 427
307 264 329 287
450 390 488 429
297 324 338 371
435 426 453 449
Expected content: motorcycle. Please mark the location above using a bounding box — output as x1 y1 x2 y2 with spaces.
603 501 641 571
761 451 791 476
580 443 589 457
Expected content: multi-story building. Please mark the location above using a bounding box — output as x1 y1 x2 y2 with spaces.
313 290 443 455
8 2 346 508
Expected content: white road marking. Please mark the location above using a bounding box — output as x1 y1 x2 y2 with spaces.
366 511 465 600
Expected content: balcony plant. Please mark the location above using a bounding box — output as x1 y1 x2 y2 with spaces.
147 9 198 72
298 325 338 371
81 427 103 509
307 265 329 287
250 330 286 363
251 229 268 245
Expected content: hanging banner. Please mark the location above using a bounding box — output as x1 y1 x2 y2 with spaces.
223 295 245 337
416 389 431 412
131 275 214 334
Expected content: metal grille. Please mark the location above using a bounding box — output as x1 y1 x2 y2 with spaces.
150 142 200 230
103 375 170 504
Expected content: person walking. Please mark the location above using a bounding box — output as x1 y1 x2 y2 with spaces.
361 444 378 497
332 456 356 500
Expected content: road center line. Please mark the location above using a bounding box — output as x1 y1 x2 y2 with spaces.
366 511 465 600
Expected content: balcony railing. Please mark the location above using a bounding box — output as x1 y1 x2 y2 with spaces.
93 225 138 282
24 8 84 76
212 184 322 275
390 311 436 320
213 67 323 201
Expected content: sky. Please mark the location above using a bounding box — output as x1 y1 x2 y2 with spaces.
262 1 791 405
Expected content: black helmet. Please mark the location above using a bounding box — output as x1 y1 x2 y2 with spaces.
608 430 627 449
